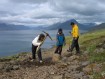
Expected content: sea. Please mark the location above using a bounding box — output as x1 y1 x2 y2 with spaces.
0 30 87 57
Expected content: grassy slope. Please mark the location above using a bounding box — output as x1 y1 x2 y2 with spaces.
66 29 105 79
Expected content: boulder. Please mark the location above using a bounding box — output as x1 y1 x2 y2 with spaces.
103 44 105 49
13 65 20 70
68 55 79 62
57 62 68 68
81 61 90 67
83 64 95 75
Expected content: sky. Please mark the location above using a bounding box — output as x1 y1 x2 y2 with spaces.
0 0 105 27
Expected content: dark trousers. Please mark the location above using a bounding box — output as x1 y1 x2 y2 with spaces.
32 44 42 60
70 37 80 53
54 45 63 55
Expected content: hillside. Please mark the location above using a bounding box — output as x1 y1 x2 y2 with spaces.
0 29 105 79
91 23 105 30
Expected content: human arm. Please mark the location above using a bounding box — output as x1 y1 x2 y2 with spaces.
36 33 49 53
63 34 66 46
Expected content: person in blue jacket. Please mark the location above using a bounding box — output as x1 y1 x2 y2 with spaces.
54 28 66 55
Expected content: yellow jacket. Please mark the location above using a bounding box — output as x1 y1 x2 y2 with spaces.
71 24 79 37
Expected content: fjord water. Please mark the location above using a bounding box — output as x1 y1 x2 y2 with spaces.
0 30 86 57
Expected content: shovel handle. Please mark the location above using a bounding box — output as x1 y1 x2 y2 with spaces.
42 31 53 41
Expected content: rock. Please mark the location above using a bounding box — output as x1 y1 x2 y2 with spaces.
81 61 90 67
103 44 105 49
52 54 61 62
10 60 16 64
92 64 102 73
94 48 104 53
82 76 89 79
70 65 81 71
53 75 63 79
83 64 95 74
101 71 105 77
100 48 104 53
64 53 72 57
94 49 99 53
83 51 89 55
65 73 72 78
61 57 67 62
83 67 92 75
70 60 80 65
50 72 55 75
57 62 68 68
96 43 103 48
83 63 102 74
4 65 13 72
13 65 19 70
67 62 71 65
88 75 94 79
74 72 85 78
69 55 79 61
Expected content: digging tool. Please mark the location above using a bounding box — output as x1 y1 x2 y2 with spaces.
36 31 53 53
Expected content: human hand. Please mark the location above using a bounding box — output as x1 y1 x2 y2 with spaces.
46 33 49 36
69 31 71 34
64 42 66 46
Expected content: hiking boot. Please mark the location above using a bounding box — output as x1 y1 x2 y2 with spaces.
30 59 36 62
67 49 71 52
76 53 81 56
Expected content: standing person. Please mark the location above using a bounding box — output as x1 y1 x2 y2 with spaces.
54 28 66 55
67 22 80 54
32 33 48 63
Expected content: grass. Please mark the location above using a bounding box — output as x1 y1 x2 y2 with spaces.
89 51 105 63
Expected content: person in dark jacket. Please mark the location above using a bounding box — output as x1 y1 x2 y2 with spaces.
54 28 66 55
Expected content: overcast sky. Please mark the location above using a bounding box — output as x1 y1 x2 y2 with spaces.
0 0 105 26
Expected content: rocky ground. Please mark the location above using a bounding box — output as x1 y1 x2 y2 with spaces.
0 43 105 79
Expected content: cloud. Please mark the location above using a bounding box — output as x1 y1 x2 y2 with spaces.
9 0 48 4
0 0 105 26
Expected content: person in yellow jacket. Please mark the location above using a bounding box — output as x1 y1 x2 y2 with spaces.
67 22 80 54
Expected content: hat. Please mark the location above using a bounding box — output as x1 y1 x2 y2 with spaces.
58 28 62 32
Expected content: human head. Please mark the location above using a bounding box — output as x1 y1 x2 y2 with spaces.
38 34 45 41
70 22 75 26
58 28 63 34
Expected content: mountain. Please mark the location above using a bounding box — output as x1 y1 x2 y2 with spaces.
46 19 96 30
91 23 105 30
0 23 31 30
0 23 47 30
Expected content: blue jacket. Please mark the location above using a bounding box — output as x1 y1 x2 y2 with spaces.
56 33 65 46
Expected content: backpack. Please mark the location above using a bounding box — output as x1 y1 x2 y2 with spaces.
56 34 65 46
